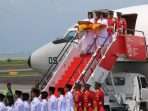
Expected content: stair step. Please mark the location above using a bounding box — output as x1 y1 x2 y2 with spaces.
55 54 92 89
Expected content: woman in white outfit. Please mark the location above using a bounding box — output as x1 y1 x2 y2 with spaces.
96 13 108 47
80 30 96 55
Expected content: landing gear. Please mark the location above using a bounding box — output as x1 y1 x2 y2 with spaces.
140 102 148 111
105 105 128 111
105 105 111 111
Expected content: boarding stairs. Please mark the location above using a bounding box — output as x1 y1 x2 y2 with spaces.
40 30 147 92
42 36 110 91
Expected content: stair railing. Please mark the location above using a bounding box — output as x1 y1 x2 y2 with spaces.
36 34 78 89
77 36 111 85
78 28 146 85
66 37 98 84
66 35 110 86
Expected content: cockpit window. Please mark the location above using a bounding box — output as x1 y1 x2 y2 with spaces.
53 30 77 44
64 31 77 41
106 76 125 86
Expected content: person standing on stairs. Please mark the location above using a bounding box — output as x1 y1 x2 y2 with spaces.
115 12 127 35
73 83 83 111
65 84 74 111
48 87 57 111
82 84 94 111
107 11 115 43
57 88 66 111
78 22 96 55
96 12 108 47
83 12 94 23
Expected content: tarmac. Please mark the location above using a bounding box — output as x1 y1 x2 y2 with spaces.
0 58 43 93
0 84 34 93
0 68 32 73
0 73 41 93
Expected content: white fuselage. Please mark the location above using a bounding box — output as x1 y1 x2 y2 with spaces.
28 4 148 75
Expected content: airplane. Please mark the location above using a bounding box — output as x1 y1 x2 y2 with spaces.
28 4 148 111
28 4 148 75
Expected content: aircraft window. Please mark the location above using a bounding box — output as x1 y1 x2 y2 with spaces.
64 31 77 41
52 31 77 44
140 77 148 88
52 38 67 44
106 76 125 86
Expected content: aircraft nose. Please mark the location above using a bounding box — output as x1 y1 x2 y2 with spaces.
27 56 32 68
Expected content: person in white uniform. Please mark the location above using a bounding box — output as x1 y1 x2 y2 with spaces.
22 93 30 111
83 12 95 23
40 91 48 111
30 88 41 111
65 84 74 111
48 87 57 111
57 88 66 111
6 105 13 111
13 90 24 111
0 94 7 111
6 95 14 111
80 29 96 55
96 12 108 47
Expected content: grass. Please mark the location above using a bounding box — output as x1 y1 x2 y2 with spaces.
0 59 40 77
0 70 40 77
0 59 27 66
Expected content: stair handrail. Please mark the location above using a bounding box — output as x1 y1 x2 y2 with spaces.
77 36 111 85
36 34 78 89
78 28 146 85
66 35 110 85
126 28 145 37
65 37 98 84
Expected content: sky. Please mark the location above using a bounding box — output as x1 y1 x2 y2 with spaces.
0 0 148 55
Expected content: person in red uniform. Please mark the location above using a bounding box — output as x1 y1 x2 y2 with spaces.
73 83 83 111
107 11 115 42
93 82 105 111
82 84 94 111
115 12 122 34
115 12 127 34
122 16 127 34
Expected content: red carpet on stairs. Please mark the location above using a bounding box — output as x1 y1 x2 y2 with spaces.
55 54 91 89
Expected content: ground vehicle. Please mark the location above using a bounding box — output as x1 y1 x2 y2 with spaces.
89 69 148 111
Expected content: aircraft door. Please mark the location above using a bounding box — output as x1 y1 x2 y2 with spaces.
122 14 137 35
